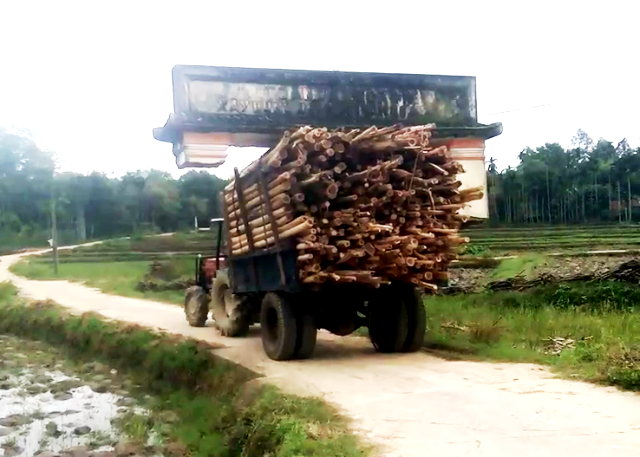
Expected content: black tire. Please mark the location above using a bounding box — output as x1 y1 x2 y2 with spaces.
210 270 250 337
401 287 427 352
294 306 317 360
184 286 208 327
260 292 298 361
368 287 409 353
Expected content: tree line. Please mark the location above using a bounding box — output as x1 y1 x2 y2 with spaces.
487 130 640 224
0 128 227 251
2 126 639 252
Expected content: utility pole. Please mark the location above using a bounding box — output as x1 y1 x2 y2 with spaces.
628 176 632 222
618 182 622 223
51 192 59 275
546 166 551 223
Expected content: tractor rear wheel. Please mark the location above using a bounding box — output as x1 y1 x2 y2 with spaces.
368 286 408 353
401 286 426 352
294 305 317 359
210 270 250 337
184 286 209 327
260 292 298 361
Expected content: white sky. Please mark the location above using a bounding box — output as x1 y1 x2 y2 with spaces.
1 0 638 179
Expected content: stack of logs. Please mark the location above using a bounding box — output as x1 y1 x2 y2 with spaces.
222 124 483 292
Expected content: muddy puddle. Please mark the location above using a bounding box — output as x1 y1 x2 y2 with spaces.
0 335 153 457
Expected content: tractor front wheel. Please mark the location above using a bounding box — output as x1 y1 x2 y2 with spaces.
184 286 209 327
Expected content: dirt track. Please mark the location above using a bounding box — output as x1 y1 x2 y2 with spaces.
2 249 640 457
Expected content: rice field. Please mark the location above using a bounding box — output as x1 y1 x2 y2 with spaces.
462 224 640 256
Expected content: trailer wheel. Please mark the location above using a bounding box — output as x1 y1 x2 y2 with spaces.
401 287 427 352
184 286 209 327
260 292 298 361
368 287 408 353
211 270 250 337
294 306 317 360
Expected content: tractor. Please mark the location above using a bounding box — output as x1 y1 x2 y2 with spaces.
153 65 501 360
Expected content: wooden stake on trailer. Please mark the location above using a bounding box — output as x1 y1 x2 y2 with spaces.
233 167 262 289
233 168 255 252
258 157 287 286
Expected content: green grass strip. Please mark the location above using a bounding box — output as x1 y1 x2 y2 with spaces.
425 280 640 391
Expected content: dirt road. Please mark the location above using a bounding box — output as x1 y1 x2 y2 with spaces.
2 251 640 457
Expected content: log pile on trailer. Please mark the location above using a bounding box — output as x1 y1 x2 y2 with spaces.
223 124 483 292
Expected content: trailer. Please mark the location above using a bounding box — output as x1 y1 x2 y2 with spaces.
154 65 502 360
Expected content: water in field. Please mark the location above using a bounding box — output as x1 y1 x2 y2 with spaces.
0 335 147 457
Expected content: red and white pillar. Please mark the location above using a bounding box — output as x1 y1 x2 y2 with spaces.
447 138 489 219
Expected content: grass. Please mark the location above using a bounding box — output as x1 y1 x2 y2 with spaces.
10 259 190 305
490 254 546 280
74 232 219 255
0 281 368 457
425 280 640 390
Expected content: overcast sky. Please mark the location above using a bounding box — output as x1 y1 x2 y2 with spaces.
1 0 637 179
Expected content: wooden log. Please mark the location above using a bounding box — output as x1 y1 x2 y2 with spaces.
227 175 296 206
297 253 314 262
300 170 333 186
226 180 291 213
367 223 393 233
228 194 291 221
345 157 402 183
297 242 321 250
322 245 338 256
460 191 484 203
305 263 322 273
415 260 435 268
224 171 292 200
230 213 292 237
300 234 317 243
351 126 378 143
430 227 458 235
446 236 470 244
232 219 313 255
426 162 448 175
405 228 436 239
280 158 306 172
336 195 358 204
231 216 312 248
333 162 347 174
290 126 313 141
229 205 291 229
410 278 438 291
303 273 327 284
